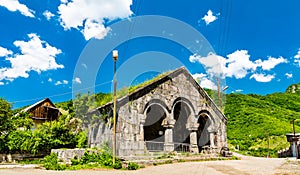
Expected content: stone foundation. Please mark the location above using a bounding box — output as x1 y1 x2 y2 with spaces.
51 149 86 164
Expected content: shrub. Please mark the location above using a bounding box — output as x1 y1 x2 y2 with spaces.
43 153 66 170
98 151 113 167
71 156 80 165
75 131 88 148
113 161 122 169
127 162 139 170
164 160 173 164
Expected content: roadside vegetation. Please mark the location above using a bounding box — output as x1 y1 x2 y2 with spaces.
0 98 87 155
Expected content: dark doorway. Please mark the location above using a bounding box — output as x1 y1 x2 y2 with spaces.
144 104 166 151
173 102 191 151
197 113 210 152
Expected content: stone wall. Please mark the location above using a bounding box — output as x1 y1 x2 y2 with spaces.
51 149 86 164
278 142 300 158
0 153 46 163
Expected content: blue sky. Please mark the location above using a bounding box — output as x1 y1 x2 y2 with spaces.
0 0 300 108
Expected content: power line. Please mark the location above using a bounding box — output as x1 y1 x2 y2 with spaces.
9 80 113 104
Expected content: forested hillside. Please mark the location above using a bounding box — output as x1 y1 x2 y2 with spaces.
225 85 300 157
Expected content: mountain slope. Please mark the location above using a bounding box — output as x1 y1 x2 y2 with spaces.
286 83 300 94
224 91 300 157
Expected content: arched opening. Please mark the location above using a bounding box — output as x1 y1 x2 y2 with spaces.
197 112 211 152
144 104 166 151
173 101 191 151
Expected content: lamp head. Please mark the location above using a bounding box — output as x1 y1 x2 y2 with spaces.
113 50 118 61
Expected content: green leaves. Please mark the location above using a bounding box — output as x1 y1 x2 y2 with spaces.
43 153 66 170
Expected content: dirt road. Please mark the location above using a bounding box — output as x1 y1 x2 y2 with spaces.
0 157 299 175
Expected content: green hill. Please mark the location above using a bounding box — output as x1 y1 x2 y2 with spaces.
286 83 300 94
225 91 300 157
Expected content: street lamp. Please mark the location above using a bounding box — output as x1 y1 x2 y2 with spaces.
112 50 118 165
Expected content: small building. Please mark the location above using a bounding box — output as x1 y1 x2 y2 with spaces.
22 98 61 128
278 133 300 158
87 67 228 157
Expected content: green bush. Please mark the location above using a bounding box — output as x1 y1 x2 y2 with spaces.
71 156 80 165
113 161 122 169
75 131 88 148
70 150 122 169
164 160 173 164
43 153 66 170
127 162 139 170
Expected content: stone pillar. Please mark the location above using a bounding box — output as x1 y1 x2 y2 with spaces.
164 128 174 152
162 117 176 152
209 131 216 148
187 122 199 153
139 118 145 141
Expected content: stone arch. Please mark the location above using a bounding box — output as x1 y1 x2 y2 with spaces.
171 97 196 118
197 110 216 151
171 97 196 151
143 99 170 117
143 99 169 151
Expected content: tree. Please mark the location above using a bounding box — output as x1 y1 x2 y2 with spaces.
0 98 13 152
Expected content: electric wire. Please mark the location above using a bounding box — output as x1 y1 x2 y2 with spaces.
9 80 113 104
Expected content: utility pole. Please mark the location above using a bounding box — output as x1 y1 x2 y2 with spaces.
217 77 221 109
112 50 118 165
217 77 229 111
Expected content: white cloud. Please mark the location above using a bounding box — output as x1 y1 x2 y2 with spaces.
43 10 55 20
255 56 287 71
0 46 12 57
235 89 243 93
226 50 257 79
295 60 300 66
190 50 256 79
0 0 35 18
189 53 226 77
55 80 68 86
192 73 217 90
55 81 62 86
73 77 82 84
285 73 293 79
250 73 275 82
48 78 53 82
58 0 133 40
294 49 300 66
190 50 288 83
0 33 63 81
202 10 218 25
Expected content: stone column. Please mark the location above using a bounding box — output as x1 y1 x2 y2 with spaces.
187 122 199 153
139 118 146 153
209 131 216 148
162 117 176 152
139 118 145 141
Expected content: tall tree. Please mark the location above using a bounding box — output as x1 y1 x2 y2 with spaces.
0 98 13 152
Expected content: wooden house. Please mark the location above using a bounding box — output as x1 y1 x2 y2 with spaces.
22 98 61 128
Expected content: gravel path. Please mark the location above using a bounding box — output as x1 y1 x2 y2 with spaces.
0 156 294 175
